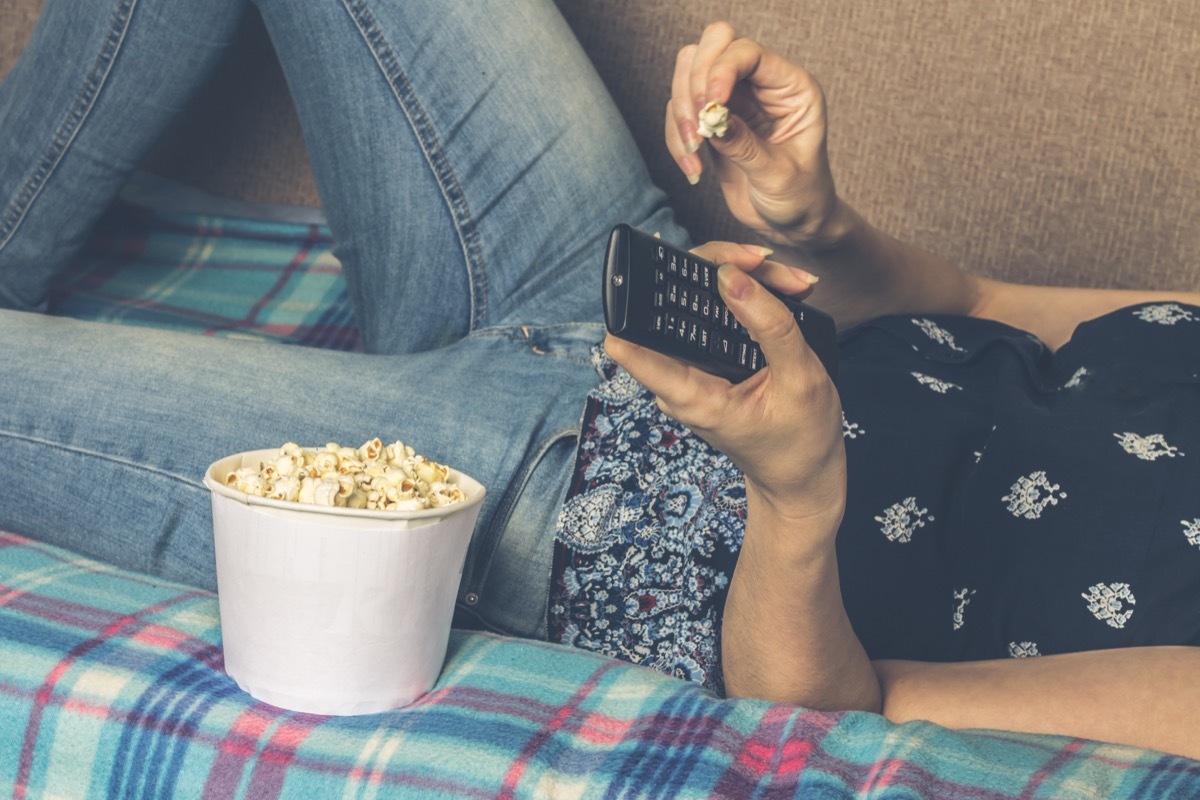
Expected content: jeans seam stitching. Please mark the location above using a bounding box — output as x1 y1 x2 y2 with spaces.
463 426 578 609
467 323 605 366
0 429 201 489
339 0 489 331
0 0 138 253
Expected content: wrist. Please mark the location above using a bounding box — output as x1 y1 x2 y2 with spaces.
774 195 860 254
744 478 845 548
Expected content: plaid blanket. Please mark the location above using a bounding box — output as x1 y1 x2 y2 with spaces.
1 530 1197 799
49 196 361 352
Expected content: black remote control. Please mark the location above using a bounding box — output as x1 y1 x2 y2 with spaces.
603 224 837 383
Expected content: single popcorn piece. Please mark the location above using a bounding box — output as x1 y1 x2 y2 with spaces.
230 439 466 512
696 101 729 138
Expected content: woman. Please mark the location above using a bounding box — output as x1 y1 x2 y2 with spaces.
600 22 1200 759
1 1 1196 759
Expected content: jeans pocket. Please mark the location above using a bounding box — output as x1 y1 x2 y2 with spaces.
455 428 579 640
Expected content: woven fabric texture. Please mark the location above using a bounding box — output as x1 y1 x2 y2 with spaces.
3 1 1198 290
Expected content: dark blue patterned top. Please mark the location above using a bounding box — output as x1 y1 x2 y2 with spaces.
549 303 1200 692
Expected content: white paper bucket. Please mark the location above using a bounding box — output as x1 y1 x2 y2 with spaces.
203 449 485 715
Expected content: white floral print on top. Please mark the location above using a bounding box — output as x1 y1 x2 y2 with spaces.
874 497 934 543
1002 471 1068 519
1082 582 1136 629
1113 432 1184 461
1133 303 1197 325
1008 641 1041 658
912 318 966 352
1062 367 1089 390
1183 519 1200 549
912 372 962 394
842 411 866 439
952 588 976 631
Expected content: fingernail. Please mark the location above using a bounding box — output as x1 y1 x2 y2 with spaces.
686 172 700 186
792 267 820 284
686 136 701 154
718 263 751 300
740 244 774 258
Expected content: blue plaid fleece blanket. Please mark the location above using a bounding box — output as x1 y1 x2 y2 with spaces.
3 531 1198 799
4 195 1195 797
49 194 361 352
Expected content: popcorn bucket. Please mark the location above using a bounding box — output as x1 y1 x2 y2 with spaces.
203 449 485 715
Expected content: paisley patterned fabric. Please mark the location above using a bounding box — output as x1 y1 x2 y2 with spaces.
550 304 1200 692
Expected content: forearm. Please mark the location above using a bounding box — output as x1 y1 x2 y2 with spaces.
774 199 983 329
877 647 1200 760
779 200 1200 348
968 279 1200 351
722 487 880 712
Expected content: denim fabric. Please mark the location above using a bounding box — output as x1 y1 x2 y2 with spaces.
0 0 690 638
0 0 249 312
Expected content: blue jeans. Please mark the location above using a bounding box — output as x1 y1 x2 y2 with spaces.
0 0 689 638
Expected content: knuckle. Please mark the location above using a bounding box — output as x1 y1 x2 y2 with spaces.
676 44 697 66
761 313 800 347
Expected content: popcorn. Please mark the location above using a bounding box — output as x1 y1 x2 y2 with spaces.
230 439 465 512
696 101 729 138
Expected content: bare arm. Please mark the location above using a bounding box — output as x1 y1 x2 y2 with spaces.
875 647 1200 761
721 488 880 712
779 199 1200 350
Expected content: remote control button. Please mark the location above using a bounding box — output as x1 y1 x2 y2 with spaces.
689 260 702 285
676 317 689 341
686 319 699 346
653 290 665 309
667 282 679 306
749 345 762 371
737 341 751 367
654 244 666 263
700 263 713 290
711 333 734 361
700 294 712 320
689 291 702 315
698 325 710 351
665 313 678 337
668 252 680 275
678 285 690 311
654 268 666 285
651 313 664 333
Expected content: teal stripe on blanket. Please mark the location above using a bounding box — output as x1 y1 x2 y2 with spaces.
48 198 361 352
0 530 1196 799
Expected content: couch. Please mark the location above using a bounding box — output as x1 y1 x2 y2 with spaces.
3 1 1199 798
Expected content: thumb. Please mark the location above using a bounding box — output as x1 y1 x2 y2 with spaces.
717 263 809 382
707 114 775 179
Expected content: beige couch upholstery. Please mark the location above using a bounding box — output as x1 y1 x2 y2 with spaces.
4 1 1198 292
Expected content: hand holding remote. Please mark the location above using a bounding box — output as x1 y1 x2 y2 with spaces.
605 238 846 524
603 224 836 383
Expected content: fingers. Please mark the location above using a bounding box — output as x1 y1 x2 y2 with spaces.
665 98 702 185
715 263 819 387
667 22 737 183
603 333 718 417
689 241 819 298
669 22 824 187
689 22 738 114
